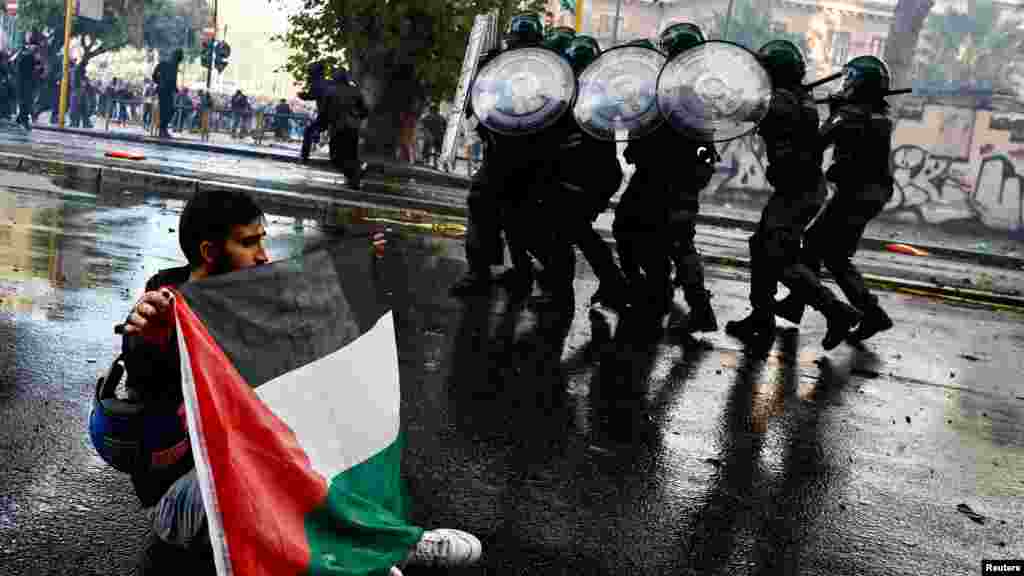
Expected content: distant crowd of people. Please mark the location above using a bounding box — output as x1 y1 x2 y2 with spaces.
0 37 314 142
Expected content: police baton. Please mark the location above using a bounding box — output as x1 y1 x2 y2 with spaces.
813 88 912 105
803 71 844 90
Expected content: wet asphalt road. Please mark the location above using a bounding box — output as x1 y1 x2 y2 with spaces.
1 171 1023 576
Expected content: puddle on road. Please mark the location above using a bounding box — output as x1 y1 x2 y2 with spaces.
0 174 469 322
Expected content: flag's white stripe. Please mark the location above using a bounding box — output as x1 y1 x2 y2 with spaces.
254 312 401 479
176 317 233 576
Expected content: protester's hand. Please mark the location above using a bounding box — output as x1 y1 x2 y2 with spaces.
121 288 176 348
372 231 387 258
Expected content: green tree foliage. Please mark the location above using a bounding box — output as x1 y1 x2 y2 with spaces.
273 0 544 156
916 0 1024 90
708 0 813 77
17 0 206 71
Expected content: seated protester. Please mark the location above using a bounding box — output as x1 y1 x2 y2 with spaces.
123 189 483 575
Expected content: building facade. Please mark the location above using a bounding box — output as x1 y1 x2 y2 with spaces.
544 0 1024 81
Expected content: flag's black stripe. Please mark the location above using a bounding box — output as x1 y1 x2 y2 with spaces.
179 235 397 388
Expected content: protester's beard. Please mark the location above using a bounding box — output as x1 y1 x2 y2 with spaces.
210 248 235 276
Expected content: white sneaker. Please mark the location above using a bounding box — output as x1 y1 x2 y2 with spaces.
404 528 483 568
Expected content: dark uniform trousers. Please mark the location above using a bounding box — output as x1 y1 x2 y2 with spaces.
463 160 506 276
668 196 710 307
330 126 361 181
613 167 673 314
301 115 323 160
748 174 833 312
800 180 893 311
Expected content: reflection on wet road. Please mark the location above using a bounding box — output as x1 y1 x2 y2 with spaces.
1 172 1022 575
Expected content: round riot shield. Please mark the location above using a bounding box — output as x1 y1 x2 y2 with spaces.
470 46 576 136
573 45 666 142
656 40 772 142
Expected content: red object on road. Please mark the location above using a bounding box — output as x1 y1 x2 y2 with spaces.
885 243 930 257
105 151 146 161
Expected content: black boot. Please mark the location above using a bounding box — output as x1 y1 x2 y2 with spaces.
847 303 892 343
685 290 718 333
774 293 806 325
821 301 863 351
725 310 775 352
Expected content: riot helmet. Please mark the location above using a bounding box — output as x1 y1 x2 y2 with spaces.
659 23 704 58
626 38 659 51
838 55 891 102
757 39 806 87
544 26 576 55
508 13 544 48
565 35 600 75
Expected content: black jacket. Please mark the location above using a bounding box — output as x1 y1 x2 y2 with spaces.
552 112 622 218
122 266 193 507
756 86 823 191
821 101 894 187
624 122 716 212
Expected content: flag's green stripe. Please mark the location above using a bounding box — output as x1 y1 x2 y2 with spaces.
304 431 424 575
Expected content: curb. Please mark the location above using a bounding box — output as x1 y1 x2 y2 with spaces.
4 149 1023 311
31 125 475 190
680 211 1024 272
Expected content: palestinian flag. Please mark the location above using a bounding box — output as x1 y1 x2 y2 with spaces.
171 237 424 576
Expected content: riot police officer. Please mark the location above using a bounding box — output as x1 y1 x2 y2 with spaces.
546 35 628 310
450 47 506 296
488 13 563 298
543 26 576 54
725 40 861 352
612 30 716 331
659 23 718 333
774 56 896 344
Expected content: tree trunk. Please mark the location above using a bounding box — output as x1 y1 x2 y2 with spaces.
353 56 425 159
884 0 935 89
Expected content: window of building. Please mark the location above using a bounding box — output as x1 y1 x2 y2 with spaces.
831 30 850 66
598 14 612 36
870 35 886 57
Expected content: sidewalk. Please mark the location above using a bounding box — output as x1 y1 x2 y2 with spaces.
29 121 479 189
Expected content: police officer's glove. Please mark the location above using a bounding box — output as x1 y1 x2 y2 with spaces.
560 181 584 194
696 145 717 165
561 132 583 150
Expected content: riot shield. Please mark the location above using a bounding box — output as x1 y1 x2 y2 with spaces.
656 40 772 142
440 12 496 171
470 46 576 136
573 45 667 142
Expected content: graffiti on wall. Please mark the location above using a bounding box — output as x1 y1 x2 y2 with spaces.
704 104 1024 233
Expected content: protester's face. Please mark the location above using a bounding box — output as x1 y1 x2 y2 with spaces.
202 220 269 275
